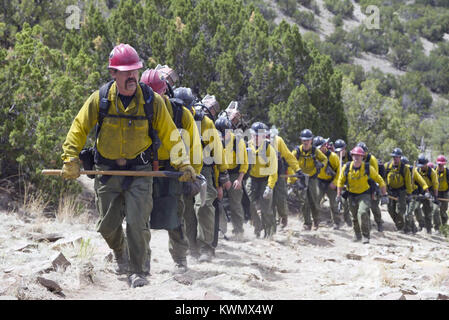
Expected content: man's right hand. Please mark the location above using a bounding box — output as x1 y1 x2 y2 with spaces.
61 157 81 180
232 179 242 190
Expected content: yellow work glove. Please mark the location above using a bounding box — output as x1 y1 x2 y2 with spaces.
178 165 196 183
61 157 81 180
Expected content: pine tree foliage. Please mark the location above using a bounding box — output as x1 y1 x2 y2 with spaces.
0 0 346 205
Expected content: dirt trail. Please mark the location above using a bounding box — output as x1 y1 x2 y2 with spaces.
1 189 448 300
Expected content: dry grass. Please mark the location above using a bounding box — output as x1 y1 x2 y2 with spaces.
431 270 449 287
22 182 49 217
380 265 398 288
56 194 86 224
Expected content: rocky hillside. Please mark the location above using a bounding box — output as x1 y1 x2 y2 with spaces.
1 179 448 301
263 0 449 105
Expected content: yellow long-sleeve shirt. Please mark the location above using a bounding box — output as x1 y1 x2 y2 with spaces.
287 145 327 184
248 140 278 189
158 96 203 174
292 145 328 176
224 133 249 174
270 136 299 173
437 168 449 192
407 165 429 192
385 161 413 194
418 167 439 193
317 150 340 184
61 82 188 168
196 116 227 173
364 153 379 173
337 161 386 194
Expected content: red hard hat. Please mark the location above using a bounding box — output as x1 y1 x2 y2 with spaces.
108 43 143 71
350 146 365 156
437 155 447 165
427 162 435 169
140 69 167 95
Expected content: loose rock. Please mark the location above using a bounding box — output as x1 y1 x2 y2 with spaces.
346 253 362 261
51 252 71 271
37 276 63 294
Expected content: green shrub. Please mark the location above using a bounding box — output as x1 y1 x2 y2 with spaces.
324 0 353 18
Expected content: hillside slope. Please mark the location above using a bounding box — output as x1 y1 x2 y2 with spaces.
1 183 448 300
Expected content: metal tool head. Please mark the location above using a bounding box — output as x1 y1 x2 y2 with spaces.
197 174 207 207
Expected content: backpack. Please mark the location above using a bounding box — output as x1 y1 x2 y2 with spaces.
168 97 184 129
324 150 338 178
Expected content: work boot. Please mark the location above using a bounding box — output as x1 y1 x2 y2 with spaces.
352 233 362 242
173 259 188 274
303 224 312 231
333 222 340 230
403 225 410 234
128 273 149 288
362 236 370 244
198 248 213 263
313 223 319 231
377 223 384 232
113 248 129 275
281 216 288 228
426 227 432 234
189 248 200 260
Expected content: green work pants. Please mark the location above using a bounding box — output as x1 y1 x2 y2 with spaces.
349 193 372 238
387 188 406 230
193 166 217 254
226 172 245 234
317 179 340 225
246 176 275 237
94 163 152 275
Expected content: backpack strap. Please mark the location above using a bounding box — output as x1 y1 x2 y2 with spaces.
365 160 370 177
385 160 392 175
169 98 185 129
399 161 405 178
294 146 300 160
343 161 351 186
95 80 115 140
139 82 160 163
366 154 371 163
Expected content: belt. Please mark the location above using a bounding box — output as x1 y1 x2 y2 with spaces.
95 146 153 167
228 166 241 174
348 189 371 198
249 175 268 182
157 160 172 170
